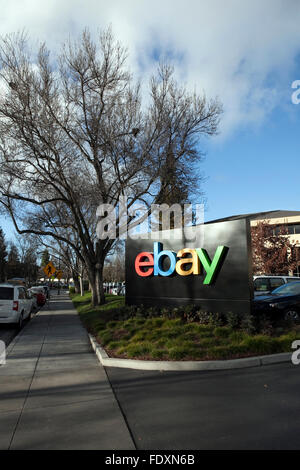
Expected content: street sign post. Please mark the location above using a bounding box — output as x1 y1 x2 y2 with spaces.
43 261 56 278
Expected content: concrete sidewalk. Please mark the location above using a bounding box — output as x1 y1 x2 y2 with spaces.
0 293 135 450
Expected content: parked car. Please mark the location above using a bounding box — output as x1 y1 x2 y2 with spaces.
40 285 50 299
26 289 38 312
253 275 300 296
118 285 126 296
252 281 300 321
29 286 46 307
0 284 32 328
110 282 125 295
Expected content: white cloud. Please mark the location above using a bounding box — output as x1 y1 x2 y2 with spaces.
1 0 300 138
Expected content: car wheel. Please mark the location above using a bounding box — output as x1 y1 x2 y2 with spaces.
284 309 300 322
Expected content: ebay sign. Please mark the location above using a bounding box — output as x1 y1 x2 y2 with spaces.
126 218 253 314
135 242 228 284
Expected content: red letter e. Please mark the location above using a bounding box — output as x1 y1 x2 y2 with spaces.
135 252 154 277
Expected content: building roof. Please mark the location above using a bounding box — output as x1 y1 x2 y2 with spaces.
205 210 300 225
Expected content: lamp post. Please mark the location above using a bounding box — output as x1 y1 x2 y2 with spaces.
57 257 61 295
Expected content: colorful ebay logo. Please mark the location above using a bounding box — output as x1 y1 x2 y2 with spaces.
135 242 228 285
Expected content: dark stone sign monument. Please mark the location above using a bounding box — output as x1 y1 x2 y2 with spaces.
125 218 254 314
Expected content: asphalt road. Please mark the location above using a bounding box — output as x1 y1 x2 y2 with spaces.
0 325 19 347
106 362 300 450
0 314 34 347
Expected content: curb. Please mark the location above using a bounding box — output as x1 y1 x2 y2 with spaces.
88 334 292 371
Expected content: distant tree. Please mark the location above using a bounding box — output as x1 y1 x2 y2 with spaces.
22 251 38 284
41 249 50 267
0 228 7 281
14 233 39 283
103 254 125 283
6 243 20 279
251 220 298 275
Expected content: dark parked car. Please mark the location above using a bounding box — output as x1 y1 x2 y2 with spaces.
252 281 300 321
29 287 46 307
40 285 50 299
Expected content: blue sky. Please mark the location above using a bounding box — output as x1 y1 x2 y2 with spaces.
203 86 300 220
0 0 300 240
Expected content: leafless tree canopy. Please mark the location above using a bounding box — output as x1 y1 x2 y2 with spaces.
0 28 222 305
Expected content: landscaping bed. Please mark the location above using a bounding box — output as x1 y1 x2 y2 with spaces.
71 292 300 361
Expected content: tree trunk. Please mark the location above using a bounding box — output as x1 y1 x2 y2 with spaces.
87 266 98 307
72 271 80 294
79 276 84 296
96 264 105 305
85 256 105 307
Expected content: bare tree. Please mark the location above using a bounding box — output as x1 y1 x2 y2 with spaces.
0 28 222 305
103 248 125 283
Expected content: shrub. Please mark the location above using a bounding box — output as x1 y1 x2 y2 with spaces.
208 312 224 327
107 340 124 349
69 287 75 294
168 346 192 360
213 326 232 338
126 342 152 358
151 349 166 359
107 320 118 328
241 335 280 354
254 314 274 335
98 330 113 345
224 311 240 329
182 304 197 322
197 337 217 349
151 318 165 327
229 331 247 343
163 318 182 328
208 345 234 359
195 324 214 334
164 326 184 339
148 330 165 341
131 330 148 342
93 319 106 331
195 310 211 324
160 307 171 318
155 338 167 348
146 306 161 318
240 313 256 335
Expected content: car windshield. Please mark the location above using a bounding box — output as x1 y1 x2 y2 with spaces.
0 287 14 300
271 282 300 296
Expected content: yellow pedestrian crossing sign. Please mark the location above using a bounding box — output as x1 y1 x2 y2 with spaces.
56 270 63 280
43 261 56 278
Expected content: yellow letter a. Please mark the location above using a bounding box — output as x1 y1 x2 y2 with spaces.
175 249 200 276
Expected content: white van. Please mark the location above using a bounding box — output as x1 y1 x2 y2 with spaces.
0 284 32 328
253 275 300 296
